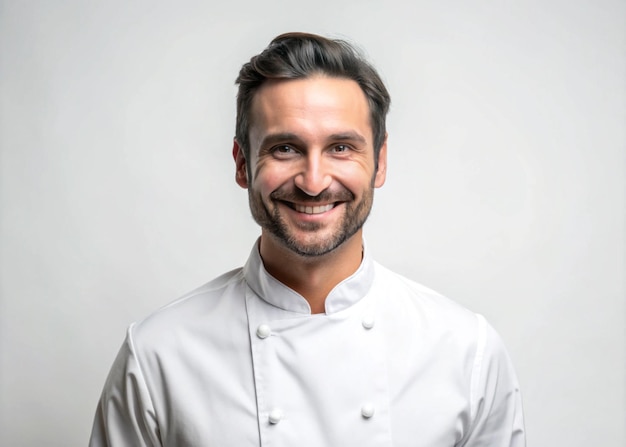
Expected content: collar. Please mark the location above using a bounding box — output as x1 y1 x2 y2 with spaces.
242 239 375 315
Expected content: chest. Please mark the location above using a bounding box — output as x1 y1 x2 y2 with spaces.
154 288 470 446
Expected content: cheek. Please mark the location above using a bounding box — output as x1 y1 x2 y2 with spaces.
252 165 293 195
335 163 376 194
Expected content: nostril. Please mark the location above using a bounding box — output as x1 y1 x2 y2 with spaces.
294 173 333 197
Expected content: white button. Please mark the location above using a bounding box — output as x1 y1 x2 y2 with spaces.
362 315 375 330
361 403 375 418
268 408 283 424
256 324 271 339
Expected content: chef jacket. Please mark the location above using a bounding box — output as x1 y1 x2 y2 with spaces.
90 241 525 446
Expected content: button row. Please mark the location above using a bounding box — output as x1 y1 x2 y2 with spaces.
258 316 377 426
267 403 376 424
256 316 375 340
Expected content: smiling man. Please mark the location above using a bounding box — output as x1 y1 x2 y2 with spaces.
235 74 386 313
90 33 525 446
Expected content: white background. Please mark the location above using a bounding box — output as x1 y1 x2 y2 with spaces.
1 1 624 446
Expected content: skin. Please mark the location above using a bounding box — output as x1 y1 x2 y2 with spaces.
233 75 387 313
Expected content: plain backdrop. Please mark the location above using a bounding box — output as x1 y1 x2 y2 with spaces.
1 1 624 446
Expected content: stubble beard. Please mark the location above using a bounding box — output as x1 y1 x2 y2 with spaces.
248 185 374 257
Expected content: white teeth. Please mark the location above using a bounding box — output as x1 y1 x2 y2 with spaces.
294 203 334 214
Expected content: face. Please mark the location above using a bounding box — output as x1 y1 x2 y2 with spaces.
234 75 387 257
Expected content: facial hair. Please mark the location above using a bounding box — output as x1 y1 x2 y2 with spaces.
248 183 374 257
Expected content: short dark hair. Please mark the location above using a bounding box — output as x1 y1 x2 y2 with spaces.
235 32 391 161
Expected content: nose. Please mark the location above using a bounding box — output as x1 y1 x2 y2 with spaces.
293 152 332 197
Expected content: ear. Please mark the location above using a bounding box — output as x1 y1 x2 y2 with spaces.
233 139 249 188
374 134 388 188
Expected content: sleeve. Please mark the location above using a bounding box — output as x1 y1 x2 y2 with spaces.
89 324 162 447
458 314 526 447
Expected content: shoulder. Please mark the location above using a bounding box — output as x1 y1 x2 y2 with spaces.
373 262 477 323
129 267 247 348
371 263 519 386
370 262 491 361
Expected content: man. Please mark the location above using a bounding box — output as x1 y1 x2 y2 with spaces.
90 32 525 446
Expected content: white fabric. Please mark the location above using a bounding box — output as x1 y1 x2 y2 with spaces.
90 242 525 446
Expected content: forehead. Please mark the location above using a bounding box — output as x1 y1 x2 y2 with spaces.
249 76 372 141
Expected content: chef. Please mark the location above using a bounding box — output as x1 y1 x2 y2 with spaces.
90 32 525 446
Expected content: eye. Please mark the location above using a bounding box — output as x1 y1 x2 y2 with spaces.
331 144 350 153
271 145 298 158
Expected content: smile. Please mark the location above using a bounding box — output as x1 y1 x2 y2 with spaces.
293 203 335 214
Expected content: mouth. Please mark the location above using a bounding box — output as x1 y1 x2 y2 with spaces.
280 201 337 215
293 203 335 214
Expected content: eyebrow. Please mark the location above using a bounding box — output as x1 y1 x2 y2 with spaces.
328 131 367 145
260 133 305 148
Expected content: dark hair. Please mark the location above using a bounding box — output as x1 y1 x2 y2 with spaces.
235 32 391 161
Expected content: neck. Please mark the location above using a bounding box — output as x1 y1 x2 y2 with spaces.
258 232 364 314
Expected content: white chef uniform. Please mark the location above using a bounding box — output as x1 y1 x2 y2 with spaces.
90 241 525 446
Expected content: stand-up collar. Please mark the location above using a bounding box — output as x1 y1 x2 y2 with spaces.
242 239 375 315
